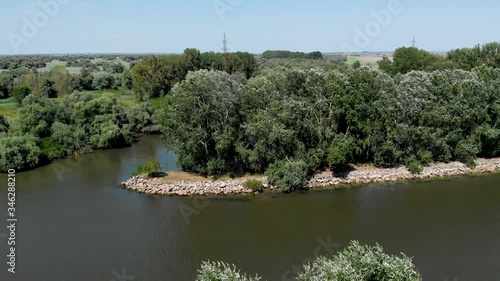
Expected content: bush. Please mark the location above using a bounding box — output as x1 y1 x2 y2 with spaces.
454 139 479 168
133 159 161 177
328 134 356 173
40 138 66 161
196 241 421 281
298 241 422 281
243 179 263 192
265 160 310 192
196 261 261 281
417 150 433 165
406 156 423 174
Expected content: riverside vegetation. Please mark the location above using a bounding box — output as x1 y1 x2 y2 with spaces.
158 43 500 192
2 43 500 189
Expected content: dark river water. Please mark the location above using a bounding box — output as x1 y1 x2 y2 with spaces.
0 135 499 281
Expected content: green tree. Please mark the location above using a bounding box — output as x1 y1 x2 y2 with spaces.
159 70 242 176
265 160 310 192
76 67 95 91
377 56 394 74
0 135 42 172
352 60 361 69
92 73 115 90
327 134 356 172
39 74 57 98
12 85 32 105
0 72 14 98
50 65 73 96
121 68 133 89
0 114 9 133
132 55 188 100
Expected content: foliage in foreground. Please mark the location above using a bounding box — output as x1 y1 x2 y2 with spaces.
298 241 421 281
196 241 421 281
196 261 261 281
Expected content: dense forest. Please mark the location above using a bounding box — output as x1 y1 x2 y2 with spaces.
1 43 500 189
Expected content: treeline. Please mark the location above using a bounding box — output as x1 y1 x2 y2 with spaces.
0 66 133 101
261 50 323 60
0 93 158 172
379 42 500 74
159 66 500 190
132 48 257 100
0 54 146 70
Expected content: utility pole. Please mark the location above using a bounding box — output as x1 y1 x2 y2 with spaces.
223 33 229 73
411 36 417 48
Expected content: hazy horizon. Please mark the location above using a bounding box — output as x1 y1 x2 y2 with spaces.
0 0 499 55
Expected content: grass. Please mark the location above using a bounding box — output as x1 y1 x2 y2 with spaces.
0 97 19 120
79 89 137 107
346 56 359 65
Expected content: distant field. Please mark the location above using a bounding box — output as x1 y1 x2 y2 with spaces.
347 54 391 69
37 58 130 75
346 56 359 65
0 89 144 121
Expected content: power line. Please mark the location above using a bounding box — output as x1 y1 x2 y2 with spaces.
411 36 417 48
223 33 229 73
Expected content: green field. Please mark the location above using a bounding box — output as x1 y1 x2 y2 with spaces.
346 56 359 65
0 97 19 120
37 58 130 76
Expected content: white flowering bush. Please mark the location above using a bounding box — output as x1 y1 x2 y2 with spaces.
297 241 421 281
196 261 261 281
196 241 421 281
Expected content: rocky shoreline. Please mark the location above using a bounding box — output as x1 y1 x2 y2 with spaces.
120 158 500 196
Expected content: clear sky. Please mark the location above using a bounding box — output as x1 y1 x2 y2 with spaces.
0 0 499 54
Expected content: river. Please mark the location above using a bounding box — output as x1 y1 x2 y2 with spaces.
0 135 499 281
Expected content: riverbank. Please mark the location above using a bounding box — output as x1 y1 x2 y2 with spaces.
120 158 500 196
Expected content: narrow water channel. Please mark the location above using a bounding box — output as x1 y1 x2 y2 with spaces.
0 135 498 281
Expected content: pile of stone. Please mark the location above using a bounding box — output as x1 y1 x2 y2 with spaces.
121 176 268 196
309 158 500 188
121 158 500 196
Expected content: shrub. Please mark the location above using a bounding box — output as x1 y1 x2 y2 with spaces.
40 138 66 161
243 179 263 192
298 241 422 281
265 160 310 192
196 241 421 281
133 159 161 177
327 134 356 173
454 139 479 168
406 156 423 174
417 150 433 165
196 261 261 281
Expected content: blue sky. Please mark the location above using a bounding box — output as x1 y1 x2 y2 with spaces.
0 0 499 54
